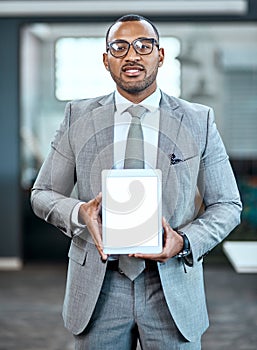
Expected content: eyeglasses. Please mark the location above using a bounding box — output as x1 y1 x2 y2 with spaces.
106 37 159 58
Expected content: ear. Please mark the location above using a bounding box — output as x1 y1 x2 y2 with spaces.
103 53 109 71
158 47 165 67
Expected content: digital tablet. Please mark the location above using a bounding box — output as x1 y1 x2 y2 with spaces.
102 169 162 254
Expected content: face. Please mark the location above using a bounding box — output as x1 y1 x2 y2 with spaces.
103 20 164 102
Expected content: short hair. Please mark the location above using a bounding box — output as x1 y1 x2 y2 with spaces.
105 14 160 45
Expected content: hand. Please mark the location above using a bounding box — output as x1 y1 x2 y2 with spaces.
79 193 108 261
130 217 183 263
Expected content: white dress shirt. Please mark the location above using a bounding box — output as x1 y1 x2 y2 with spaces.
71 88 161 230
113 89 161 169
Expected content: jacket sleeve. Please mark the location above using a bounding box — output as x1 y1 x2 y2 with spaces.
30 102 82 237
181 108 242 264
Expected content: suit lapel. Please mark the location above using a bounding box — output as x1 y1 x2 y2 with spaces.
91 93 115 170
90 91 185 205
157 92 184 188
91 91 185 175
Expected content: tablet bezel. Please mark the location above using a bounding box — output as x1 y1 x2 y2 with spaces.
102 169 162 254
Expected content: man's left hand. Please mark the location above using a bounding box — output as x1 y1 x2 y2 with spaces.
130 217 183 263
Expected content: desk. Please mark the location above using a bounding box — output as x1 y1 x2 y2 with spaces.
223 241 257 273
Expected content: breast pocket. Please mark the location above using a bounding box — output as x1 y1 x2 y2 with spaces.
162 155 201 226
168 154 200 189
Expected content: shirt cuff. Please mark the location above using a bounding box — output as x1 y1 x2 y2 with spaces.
71 202 86 228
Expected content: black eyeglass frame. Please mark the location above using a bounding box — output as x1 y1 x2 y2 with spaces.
106 37 159 58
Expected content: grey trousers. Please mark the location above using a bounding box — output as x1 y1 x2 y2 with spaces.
74 265 201 350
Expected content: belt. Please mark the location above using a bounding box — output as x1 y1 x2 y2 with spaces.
106 259 158 272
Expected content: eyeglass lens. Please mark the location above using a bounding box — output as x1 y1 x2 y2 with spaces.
109 38 156 58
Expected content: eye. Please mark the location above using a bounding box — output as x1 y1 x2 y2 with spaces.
140 42 151 49
112 42 127 52
135 39 153 52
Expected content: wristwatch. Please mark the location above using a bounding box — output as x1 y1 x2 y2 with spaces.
175 231 191 258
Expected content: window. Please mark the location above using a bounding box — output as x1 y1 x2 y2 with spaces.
55 36 180 100
223 69 257 158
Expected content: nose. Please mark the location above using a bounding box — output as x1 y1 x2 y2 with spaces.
125 44 141 61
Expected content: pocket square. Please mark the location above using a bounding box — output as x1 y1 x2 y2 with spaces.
168 153 183 165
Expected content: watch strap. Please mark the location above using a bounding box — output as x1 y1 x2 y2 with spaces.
175 231 191 258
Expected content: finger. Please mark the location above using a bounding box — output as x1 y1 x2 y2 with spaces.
97 216 102 225
162 217 171 234
95 192 102 205
133 243 171 262
162 216 167 226
86 220 102 244
134 254 167 263
93 237 108 261
97 247 108 261
94 194 103 215
133 253 163 261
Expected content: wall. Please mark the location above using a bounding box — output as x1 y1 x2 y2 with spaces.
0 19 21 268
0 3 257 266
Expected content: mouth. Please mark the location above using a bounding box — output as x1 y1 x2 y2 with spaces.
122 64 145 77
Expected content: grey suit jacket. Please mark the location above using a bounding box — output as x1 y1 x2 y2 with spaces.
31 91 242 341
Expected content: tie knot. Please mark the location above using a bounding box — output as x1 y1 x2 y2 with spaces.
127 105 147 119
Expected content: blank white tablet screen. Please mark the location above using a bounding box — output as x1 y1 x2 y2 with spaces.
102 170 162 253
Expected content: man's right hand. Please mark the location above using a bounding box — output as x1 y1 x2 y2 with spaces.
78 193 108 261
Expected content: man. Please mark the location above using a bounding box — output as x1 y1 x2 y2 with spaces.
31 14 242 349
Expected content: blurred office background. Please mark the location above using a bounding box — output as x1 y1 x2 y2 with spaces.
1 0 256 265
0 1 257 348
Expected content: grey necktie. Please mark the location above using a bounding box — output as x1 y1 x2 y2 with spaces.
119 105 147 280
124 105 146 169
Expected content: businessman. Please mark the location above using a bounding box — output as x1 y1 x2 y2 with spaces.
31 14 242 349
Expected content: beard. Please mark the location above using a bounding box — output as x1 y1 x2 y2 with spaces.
109 65 159 95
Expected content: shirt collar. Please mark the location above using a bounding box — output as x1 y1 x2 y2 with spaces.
115 88 161 115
